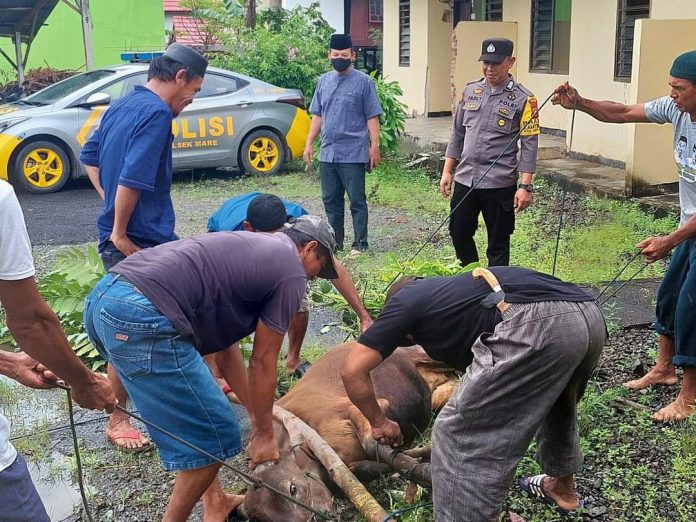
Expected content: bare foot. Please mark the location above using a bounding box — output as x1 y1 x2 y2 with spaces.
203 492 244 522
106 418 150 451
652 395 696 422
541 476 581 512
624 365 678 390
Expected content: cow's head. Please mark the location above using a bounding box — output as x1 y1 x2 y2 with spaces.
240 461 335 521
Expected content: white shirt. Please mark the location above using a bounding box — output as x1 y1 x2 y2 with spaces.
0 179 36 472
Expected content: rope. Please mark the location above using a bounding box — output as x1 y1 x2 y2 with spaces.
382 501 433 522
54 384 332 521
599 262 650 307
595 250 643 301
551 189 567 277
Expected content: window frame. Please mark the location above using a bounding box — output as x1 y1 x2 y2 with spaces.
368 0 383 23
485 0 503 21
398 0 410 67
529 0 570 75
614 0 650 82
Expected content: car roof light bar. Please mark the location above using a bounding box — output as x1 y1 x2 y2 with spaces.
121 51 165 63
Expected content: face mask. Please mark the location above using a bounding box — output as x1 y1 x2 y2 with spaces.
331 58 352 72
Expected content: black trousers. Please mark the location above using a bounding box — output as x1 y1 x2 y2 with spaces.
449 181 516 267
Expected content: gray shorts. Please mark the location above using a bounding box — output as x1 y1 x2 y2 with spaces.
0 454 50 522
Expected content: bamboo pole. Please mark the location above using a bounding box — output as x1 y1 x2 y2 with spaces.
272 406 388 522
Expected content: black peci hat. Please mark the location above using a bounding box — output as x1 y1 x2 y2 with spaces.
247 193 288 232
164 43 208 78
330 33 353 50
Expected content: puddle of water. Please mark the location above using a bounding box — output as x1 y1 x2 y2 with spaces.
27 452 81 521
1 375 81 521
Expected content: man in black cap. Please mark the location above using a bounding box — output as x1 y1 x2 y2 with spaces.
304 33 383 258
80 43 207 452
440 37 539 268
553 50 696 423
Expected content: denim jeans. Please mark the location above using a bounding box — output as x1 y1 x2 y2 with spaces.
319 162 368 250
84 274 242 470
100 241 126 271
654 238 696 367
0 454 49 522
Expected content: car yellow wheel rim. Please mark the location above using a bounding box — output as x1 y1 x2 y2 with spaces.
22 148 65 188
247 137 279 173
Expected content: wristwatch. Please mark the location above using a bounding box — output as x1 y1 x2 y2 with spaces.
519 183 534 193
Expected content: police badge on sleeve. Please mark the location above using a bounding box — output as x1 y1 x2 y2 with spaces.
520 96 540 136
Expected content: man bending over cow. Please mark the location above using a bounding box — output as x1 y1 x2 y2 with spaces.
340 267 606 521
207 192 372 378
84 216 338 522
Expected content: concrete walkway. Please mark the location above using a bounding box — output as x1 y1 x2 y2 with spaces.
403 116 680 215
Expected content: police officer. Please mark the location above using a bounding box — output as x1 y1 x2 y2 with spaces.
440 38 539 267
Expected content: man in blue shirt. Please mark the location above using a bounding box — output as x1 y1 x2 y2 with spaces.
304 33 383 257
80 43 207 452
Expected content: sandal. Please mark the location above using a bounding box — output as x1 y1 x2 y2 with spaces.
518 474 584 516
107 428 152 454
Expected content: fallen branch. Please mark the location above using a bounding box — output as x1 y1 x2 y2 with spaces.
273 406 388 522
613 397 651 412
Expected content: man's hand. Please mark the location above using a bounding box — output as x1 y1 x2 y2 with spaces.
110 233 141 257
552 82 581 110
439 171 453 198
9 352 59 389
514 188 533 214
369 145 381 171
69 373 117 412
248 429 280 468
637 236 675 263
303 143 314 166
359 316 374 333
371 417 403 448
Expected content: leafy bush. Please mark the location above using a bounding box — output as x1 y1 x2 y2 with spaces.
370 72 408 152
209 3 333 101
0 246 106 371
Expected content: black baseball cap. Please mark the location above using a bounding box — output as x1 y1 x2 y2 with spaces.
479 38 514 63
163 43 208 78
247 193 288 232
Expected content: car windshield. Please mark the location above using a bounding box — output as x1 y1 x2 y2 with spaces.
24 70 117 105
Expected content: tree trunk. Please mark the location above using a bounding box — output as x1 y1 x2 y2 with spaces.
245 0 256 28
272 406 388 522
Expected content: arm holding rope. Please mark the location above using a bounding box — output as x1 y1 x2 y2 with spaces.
552 82 650 124
247 319 283 467
331 258 373 332
638 213 696 262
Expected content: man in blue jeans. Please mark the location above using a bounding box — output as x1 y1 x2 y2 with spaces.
84 216 339 521
304 33 382 257
81 44 207 451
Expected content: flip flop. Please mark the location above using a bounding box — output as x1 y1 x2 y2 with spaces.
107 428 152 454
518 474 584 516
293 361 312 379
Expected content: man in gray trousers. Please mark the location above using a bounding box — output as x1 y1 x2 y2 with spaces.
340 266 606 520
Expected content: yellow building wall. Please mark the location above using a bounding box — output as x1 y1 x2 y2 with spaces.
627 18 696 186
383 0 430 116
503 1 569 133
651 0 696 19
426 1 455 114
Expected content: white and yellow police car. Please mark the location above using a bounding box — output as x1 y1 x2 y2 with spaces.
0 53 310 194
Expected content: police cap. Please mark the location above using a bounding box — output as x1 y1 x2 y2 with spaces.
479 38 514 63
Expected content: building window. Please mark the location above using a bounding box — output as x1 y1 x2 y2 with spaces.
615 0 650 80
530 0 571 74
485 0 503 21
369 0 383 23
399 0 410 67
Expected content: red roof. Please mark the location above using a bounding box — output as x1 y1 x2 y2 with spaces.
172 14 208 47
164 0 190 13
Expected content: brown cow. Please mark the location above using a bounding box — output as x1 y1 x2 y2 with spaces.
240 343 458 521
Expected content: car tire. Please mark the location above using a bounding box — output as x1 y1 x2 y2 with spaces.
12 140 71 194
240 129 286 176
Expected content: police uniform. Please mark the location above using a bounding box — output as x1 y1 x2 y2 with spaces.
445 38 539 267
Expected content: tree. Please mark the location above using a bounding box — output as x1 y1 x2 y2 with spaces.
245 0 256 28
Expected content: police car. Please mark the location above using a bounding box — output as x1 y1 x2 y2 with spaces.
0 52 310 194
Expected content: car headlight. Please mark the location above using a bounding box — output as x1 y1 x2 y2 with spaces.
0 117 29 133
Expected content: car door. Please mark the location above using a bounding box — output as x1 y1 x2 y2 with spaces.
173 72 255 168
75 72 148 148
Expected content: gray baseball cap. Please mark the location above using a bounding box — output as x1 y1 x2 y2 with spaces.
289 215 338 279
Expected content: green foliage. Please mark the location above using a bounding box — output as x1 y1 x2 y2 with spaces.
370 71 408 152
0 246 106 371
210 3 333 101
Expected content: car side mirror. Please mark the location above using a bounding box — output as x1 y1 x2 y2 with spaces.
83 92 112 107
